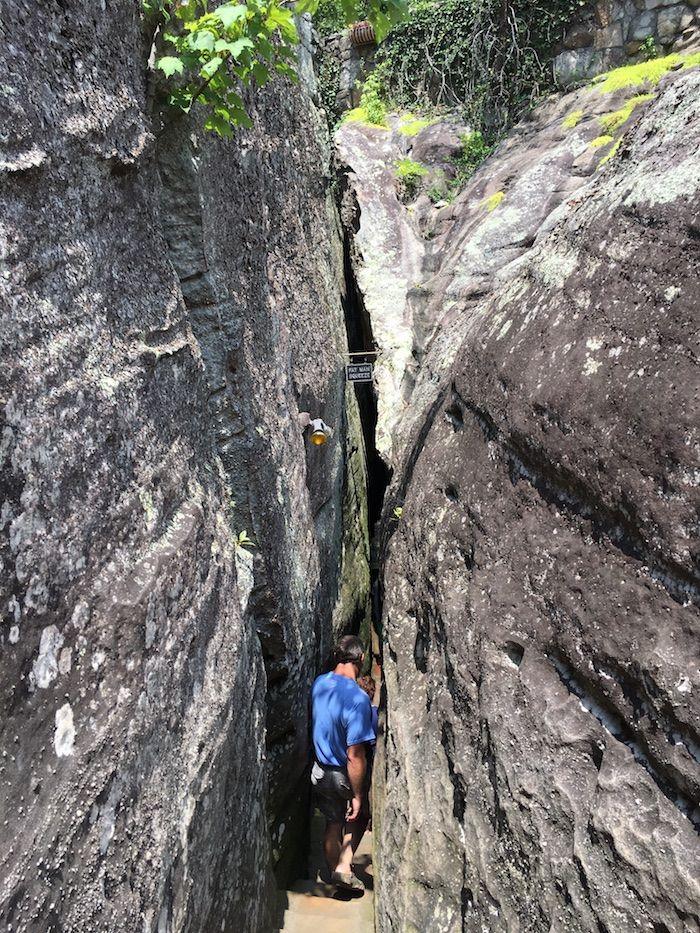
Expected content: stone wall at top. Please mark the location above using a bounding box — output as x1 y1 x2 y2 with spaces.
318 30 377 120
555 0 700 85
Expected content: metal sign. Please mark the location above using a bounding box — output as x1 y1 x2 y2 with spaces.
346 362 374 383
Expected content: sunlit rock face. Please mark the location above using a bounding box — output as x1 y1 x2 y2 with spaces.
0 6 366 932
353 69 700 932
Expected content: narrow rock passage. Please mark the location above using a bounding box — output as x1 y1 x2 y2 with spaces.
275 197 389 933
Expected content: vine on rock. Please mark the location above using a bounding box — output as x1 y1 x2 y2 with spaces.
144 0 406 136
374 0 589 139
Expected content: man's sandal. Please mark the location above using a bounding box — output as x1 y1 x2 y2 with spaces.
331 871 365 892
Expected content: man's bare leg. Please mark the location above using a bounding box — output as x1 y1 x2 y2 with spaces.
336 812 369 875
323 820 343 877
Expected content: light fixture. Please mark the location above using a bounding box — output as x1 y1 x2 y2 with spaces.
310 418 333 446
297 411 333 446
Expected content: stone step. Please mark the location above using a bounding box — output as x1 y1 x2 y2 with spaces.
277 817 374 932
280 914 362 933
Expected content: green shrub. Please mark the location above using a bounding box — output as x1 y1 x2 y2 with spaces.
360 69 388 125
452 130 493 187
343 69 388 126
313 0 378 36
146 0 407 135
395 157 429 197
640 35 658 61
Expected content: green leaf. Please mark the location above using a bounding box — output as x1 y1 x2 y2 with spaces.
214 38 236 53
340 0 355 21
372 10 391 41
275 61 298 81
228 37 255 58
233 109 254 128
214 3 248 27
156 55 185 77
252 62 269 84
190 29 216 52
172 0 201 24
201 56 225 78
266 6 298 41
256 37 274 60
168 88 194 112
277 43 298 61
205 112 234 137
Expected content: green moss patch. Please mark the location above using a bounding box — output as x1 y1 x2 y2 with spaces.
562 109 584 130
599 137 623 166
397 113 435 136
591 51 700 94
483 191 505 212
598 93 655 133
396 157 429 179
590 134 615 149
343 106 387 129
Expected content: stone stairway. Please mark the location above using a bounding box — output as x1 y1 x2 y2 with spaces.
276 811 374 933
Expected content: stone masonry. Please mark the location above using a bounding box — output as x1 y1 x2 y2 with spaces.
555 0 700 85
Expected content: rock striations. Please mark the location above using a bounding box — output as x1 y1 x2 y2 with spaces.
338 62 700 932
0 5 366 932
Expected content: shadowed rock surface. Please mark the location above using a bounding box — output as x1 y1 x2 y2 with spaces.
0 5 366 931
336 67 700 932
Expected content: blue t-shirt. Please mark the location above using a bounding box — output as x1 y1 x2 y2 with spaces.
311 672 375 767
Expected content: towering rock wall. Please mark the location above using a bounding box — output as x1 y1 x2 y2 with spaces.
156 36 371 883
338 62 700 933
0 3 366 931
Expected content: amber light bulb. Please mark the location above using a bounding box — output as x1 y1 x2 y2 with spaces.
311 430 328 446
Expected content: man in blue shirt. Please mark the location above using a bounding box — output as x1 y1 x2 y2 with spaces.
311 635 375 892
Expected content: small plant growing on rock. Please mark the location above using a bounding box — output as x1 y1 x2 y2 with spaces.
427 176 452 205
236 530 255 551
440 130 494 198
454 131 493 183
395 157 429 199
640 36 658 62
343 69 389 127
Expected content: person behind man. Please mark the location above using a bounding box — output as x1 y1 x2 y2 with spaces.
357 675 378 748
356 674 378 827
311 635 374 892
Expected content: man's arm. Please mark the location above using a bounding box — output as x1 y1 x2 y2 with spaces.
346 742 366 821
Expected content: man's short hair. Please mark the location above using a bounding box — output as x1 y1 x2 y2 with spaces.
334 634 364 665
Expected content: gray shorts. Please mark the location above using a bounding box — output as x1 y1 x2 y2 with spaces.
311 761 353 823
